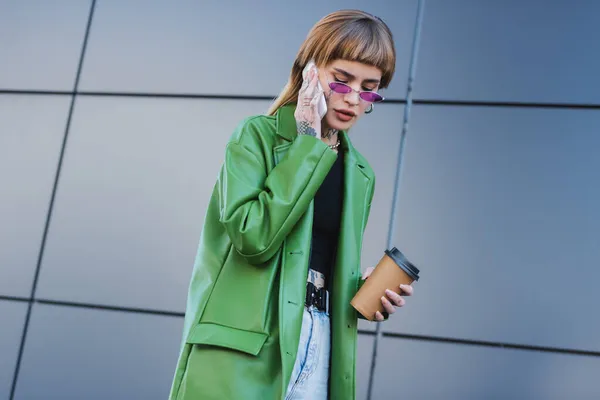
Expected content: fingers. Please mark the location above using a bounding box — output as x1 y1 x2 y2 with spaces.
400 284 414 296
385 289 405 307
310 91 321 108
374 285 414 322
298 67 320 114
306 68 318 97
300 77 310 92
361 267 375 280
381 296 396 314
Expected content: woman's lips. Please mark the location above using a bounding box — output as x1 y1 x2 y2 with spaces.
334 109 355 122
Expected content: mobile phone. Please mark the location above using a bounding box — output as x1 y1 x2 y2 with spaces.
302 60 328 120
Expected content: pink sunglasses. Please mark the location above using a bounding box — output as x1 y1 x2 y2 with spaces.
327 80 384 103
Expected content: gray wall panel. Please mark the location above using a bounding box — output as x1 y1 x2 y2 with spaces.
0 0 90 90
0 95 70 297
36 97 270 311
357 317 375 333
372 337 600 399
4 2 600 397
0 301 27 400
415 0 600 104
387 105 600 350
356 334 374 400
79 0 416 98
13 304 182 400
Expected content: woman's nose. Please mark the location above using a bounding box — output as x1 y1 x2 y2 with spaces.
344 90 360 105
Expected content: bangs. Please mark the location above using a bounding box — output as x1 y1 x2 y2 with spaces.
318 18 396 88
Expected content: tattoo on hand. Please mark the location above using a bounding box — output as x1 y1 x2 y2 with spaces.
297 121 317 137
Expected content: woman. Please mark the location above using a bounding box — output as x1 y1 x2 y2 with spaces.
169 9 413 400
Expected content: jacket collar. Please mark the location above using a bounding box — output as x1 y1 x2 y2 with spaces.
275 104 299 142
274 103 356 157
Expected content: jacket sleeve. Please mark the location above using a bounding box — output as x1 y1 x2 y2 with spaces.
218 133 337 265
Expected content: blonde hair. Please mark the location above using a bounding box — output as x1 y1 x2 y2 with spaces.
268 10 396 115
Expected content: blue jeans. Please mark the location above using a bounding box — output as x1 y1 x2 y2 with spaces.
285 306 331 400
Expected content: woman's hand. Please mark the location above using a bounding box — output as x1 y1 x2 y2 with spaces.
361 267 414 321
294 65 323 139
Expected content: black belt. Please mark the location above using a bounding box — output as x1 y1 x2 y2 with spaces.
305 281 329 313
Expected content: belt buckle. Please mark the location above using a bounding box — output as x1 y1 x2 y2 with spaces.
306 282 329 314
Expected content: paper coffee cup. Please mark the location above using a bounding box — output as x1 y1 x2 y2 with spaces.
351 247 420 321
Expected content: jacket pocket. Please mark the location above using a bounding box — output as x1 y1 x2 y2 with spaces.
199 246 281 337
187 322 268 356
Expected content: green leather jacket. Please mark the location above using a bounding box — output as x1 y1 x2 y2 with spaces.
169 104 376 400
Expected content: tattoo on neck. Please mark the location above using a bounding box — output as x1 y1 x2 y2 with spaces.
323 128 338 139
